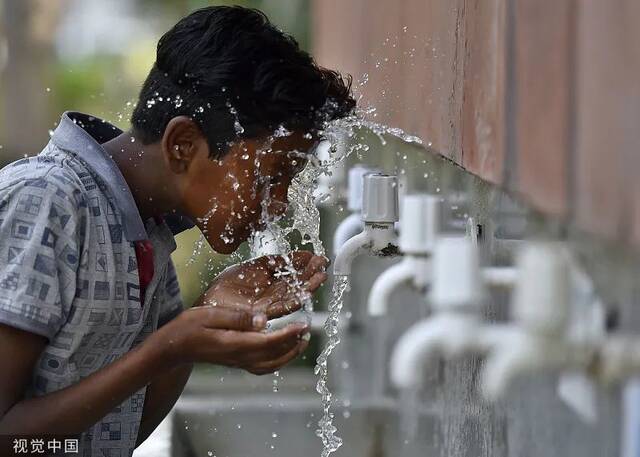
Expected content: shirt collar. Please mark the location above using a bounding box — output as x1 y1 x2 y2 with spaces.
50 111 196 241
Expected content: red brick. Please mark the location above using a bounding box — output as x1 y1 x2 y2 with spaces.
574 0 640 241
355 2 406 125
512 0 574 217
311 0 368 83
397 0 466 163
461 0 507 185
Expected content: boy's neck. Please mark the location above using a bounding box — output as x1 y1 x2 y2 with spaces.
101 130 174 225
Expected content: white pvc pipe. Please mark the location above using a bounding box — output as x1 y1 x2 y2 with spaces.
390 314 483 390
368 257 429 317
622 378 640 457
482 267 518 288
332 213 364 256
333 231 371 277
333 223 397 276
368 260 414 317
480 332 594 401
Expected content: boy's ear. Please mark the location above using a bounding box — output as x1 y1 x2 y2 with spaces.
161 116 210 174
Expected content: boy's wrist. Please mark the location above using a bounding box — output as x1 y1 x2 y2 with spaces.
142 324 188 375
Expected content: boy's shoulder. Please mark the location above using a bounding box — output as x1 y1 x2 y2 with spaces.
0 150 89 217
1 147 83 191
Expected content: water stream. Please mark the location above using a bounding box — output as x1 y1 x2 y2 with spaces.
183 104 427 456
314 275 351 456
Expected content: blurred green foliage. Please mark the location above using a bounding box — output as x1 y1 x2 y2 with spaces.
52 56 134 130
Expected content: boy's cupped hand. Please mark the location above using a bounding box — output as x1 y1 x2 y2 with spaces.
197 250 329 319
153 251 328 375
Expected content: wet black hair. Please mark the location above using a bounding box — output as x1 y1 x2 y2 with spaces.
131 5 355 159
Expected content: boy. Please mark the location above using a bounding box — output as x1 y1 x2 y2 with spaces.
0 6 355 456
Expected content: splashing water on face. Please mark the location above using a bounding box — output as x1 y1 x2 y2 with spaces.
286 162 326 256
186 201 219 266
181 102 426 456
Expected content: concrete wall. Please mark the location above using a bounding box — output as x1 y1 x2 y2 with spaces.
310 2 639 456
312 0 640 247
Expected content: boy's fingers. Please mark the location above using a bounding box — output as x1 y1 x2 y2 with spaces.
248 339 310 374
299 255 329 281
304 272 328 293
222 322 308 354
260 272 327 319
266 298 302 319
253 283 289 314
288 250 314 272
197 306 266 331
246 330 305 363
259 252 305 273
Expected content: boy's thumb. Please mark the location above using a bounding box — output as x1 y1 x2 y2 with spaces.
202 307 267 331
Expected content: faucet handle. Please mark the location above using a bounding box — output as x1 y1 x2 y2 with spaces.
347 165 380 212
400 194 440 255
430 236 484 310
512 242 570 335
362 173 399 224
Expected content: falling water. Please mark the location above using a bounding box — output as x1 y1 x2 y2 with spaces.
314 275 350 456
175 99 428 456
286 162 326 256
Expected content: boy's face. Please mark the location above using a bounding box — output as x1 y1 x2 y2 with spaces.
180 131 317 254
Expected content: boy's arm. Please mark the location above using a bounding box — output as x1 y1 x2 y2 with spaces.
0 305 309 436
0 319 174 435
133 257 193 447
135 362 193 447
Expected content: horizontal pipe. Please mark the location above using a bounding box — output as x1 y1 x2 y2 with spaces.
482 267 518 288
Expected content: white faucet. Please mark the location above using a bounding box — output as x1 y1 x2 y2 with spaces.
332 165 379 256
333 173 399 276
390 236 491 390
480 243 640 400
368 194 439 317
478 243 600 401
388 232 522 391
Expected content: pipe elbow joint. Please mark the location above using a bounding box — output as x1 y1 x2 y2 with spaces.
391 314 485 391
368 259 417 317
333 213 364 256
333 231 372 276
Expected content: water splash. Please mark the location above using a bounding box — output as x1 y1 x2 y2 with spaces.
175 101 429 456
314 275 350 456
286 162 326 256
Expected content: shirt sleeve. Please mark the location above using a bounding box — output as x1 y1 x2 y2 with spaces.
157 257 184 327
0 174 84 340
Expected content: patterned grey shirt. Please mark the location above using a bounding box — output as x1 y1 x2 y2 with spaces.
0 111 196 456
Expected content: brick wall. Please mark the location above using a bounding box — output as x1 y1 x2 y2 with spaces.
312 0 640 245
